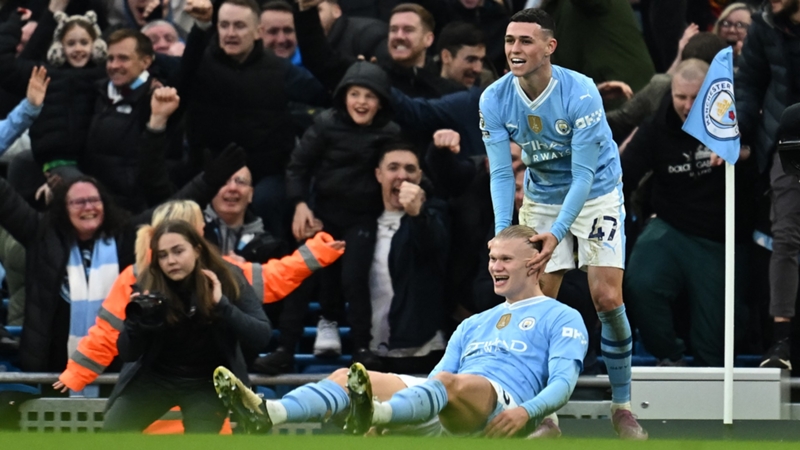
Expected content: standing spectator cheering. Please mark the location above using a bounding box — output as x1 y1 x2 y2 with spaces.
179 0 326 238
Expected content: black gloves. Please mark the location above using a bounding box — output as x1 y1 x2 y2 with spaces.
202 143 247 189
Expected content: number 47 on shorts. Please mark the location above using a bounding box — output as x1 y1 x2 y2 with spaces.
588 216 618 241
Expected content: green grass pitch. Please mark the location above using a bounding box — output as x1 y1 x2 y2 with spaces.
0 434 798 450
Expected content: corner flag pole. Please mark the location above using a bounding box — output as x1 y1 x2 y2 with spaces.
724 162 735 425
679 46 740 425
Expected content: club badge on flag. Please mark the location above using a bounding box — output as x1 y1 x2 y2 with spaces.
681 47 741 165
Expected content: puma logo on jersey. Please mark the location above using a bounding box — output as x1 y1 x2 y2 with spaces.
579 93 592 100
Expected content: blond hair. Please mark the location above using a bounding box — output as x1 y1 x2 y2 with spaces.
494 225 543 252
712 3 752 36
135 200 204 274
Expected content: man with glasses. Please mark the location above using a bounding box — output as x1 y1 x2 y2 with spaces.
204 166 287 263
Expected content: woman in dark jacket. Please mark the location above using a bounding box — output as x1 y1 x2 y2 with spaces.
0 9 106 178
103 220 271 433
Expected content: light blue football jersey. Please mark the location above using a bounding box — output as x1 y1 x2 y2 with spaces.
480 66 623 237
429 296 588 406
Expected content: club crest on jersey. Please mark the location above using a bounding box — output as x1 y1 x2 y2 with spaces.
519 317 536 330
496 313 512 329
528 115 543 134
555 119 571 135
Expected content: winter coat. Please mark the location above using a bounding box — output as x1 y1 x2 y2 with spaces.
0 12 105 168
286 62 401 225
179 25 326 182
735 8 800 173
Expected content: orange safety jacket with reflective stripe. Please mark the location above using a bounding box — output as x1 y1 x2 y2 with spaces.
58 232 342 393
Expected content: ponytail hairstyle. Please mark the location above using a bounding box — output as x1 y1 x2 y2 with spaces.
135 200 204 275
140 220 239 324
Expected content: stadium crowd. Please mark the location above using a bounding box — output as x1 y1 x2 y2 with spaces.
0 0 796 436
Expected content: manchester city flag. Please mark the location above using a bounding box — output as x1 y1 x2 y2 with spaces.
681 47 741 165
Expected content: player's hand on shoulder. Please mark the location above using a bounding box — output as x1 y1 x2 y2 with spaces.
484 407 530 438
398 181 425 217
433 129 461 154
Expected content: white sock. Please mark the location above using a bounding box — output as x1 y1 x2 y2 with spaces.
545 412 559 426
372 401 393 425
265 400 288 425
611 402 632 413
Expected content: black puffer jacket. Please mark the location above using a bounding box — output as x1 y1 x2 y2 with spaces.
180 25 294 182
0 13 104 167
286 62 400 225
735 7 800 173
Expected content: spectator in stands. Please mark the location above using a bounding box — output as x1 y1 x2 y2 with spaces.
622 59 756 367
55 200 343 404
295 0 463 98
80 29 173 212
253 61 399 374
344 140 450 372
736 0 800 370
436 21 487 88
259 1 301 64
204 166 289 263
608 32 727 144
179 0 326 239
142 19 185 56
425 0 510 76
316 0 387 61
542 0 655 96
101 220 270 433
712 2 754 65
0 9 106 184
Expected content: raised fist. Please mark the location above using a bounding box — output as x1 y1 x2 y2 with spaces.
185 0 213 22
149 87 180 129
433 129 461 154
398 181 425 217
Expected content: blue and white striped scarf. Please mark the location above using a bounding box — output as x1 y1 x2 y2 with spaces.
65 236 119 359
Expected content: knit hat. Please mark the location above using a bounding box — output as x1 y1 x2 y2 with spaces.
46 11 107 67
777 103 800 178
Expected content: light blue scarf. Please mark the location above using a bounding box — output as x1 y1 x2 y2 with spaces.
66 236 119 363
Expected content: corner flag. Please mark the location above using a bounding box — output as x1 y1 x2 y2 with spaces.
681 47 741 165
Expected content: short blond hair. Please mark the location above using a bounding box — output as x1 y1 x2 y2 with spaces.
494 225 543 252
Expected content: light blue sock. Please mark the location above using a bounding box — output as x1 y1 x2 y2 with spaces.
386 379 448 423
598 304 633 404
280 379 349 422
